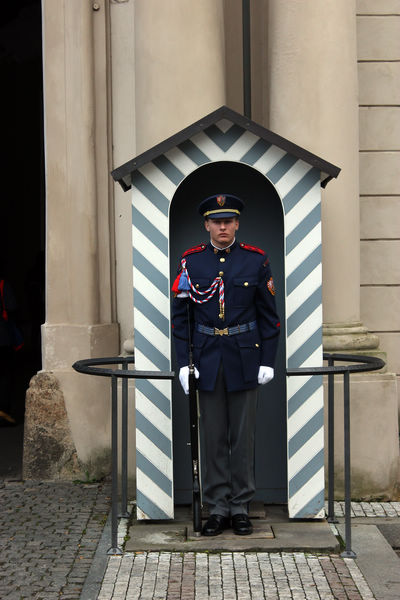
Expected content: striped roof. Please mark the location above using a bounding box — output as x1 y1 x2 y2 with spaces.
111 105 340 191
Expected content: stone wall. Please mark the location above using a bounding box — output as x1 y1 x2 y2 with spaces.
358 0 400 411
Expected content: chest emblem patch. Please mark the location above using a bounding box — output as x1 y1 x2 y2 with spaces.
267 277 276 296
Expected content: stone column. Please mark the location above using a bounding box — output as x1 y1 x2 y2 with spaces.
266 0 398 499
267 0 379 354
119 0 226 354
24 0 119 480
134 0 226 153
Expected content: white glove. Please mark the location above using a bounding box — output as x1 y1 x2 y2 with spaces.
179 365 200 395
258 366 274 385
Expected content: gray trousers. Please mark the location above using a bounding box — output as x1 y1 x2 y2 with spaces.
199 364 258 518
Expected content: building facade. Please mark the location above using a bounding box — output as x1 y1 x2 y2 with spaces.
24 0 400 500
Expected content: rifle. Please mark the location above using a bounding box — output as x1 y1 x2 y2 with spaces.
186 301 202 536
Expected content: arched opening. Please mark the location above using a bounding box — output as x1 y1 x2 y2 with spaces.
169 160 287 506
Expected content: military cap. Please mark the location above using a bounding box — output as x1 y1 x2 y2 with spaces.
198 194 244 219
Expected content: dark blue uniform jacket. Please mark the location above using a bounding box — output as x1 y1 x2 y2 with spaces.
172 241 280 392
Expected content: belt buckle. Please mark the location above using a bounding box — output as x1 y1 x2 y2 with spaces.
214 327 229 336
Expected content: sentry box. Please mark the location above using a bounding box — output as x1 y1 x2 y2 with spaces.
112 105 340 521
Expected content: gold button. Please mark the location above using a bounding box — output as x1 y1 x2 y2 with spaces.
244 281 249 287
220 257 225 263
219 271 224 276
195 283 199 289
255 343 259 348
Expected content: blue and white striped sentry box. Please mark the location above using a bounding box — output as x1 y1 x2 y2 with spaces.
112 106 340 521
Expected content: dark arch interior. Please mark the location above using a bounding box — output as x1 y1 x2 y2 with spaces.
170 160 287 505
0 1 45 478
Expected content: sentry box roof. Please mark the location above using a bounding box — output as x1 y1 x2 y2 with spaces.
111 105 340 191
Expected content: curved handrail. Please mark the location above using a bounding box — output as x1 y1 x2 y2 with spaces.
287 352 385 376
73 351 385 556
72 356 174 380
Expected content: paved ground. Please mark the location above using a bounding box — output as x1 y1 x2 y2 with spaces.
91 501 400 599
0 480 111 600
1 480 400 599
98 550 374 599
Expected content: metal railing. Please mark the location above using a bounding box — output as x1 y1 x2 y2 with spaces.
287 352 385 558
73 351 385 557
72 356 174 554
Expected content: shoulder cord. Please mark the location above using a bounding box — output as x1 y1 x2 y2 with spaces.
181 258 225 319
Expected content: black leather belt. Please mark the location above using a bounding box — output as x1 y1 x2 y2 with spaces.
196 321 257 336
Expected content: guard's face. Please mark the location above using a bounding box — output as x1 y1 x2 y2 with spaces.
205 217 239 248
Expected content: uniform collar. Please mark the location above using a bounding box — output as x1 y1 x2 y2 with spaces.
208 240 237 255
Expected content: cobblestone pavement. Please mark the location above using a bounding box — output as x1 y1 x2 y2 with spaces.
0 480 111 600
98 551 375 599
331 500 400 518
97 501 395 599
2 490 399 599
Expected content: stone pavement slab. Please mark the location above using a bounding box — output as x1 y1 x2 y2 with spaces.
188 521 275 540
377 521 400 550
125 504 339 553
338 522 400 600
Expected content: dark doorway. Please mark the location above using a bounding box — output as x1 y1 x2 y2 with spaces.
170 161 287 505
0 1 45 478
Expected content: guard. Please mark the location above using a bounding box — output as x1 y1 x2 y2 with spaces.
171 193 280 536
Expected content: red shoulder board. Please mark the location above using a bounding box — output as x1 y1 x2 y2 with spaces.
182 243 207 257
239 242 265 255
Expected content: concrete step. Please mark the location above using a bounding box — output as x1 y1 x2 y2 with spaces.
125 504 339 553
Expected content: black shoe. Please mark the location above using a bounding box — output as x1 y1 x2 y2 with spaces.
202 514 230 536
232 513 253 535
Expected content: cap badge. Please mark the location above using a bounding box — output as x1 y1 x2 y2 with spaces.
216 195 226 206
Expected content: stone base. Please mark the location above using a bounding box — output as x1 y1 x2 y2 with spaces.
23 370 113 481
323 321 380 353
23 321 121 480
23 372 80 480
323 372 400 500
